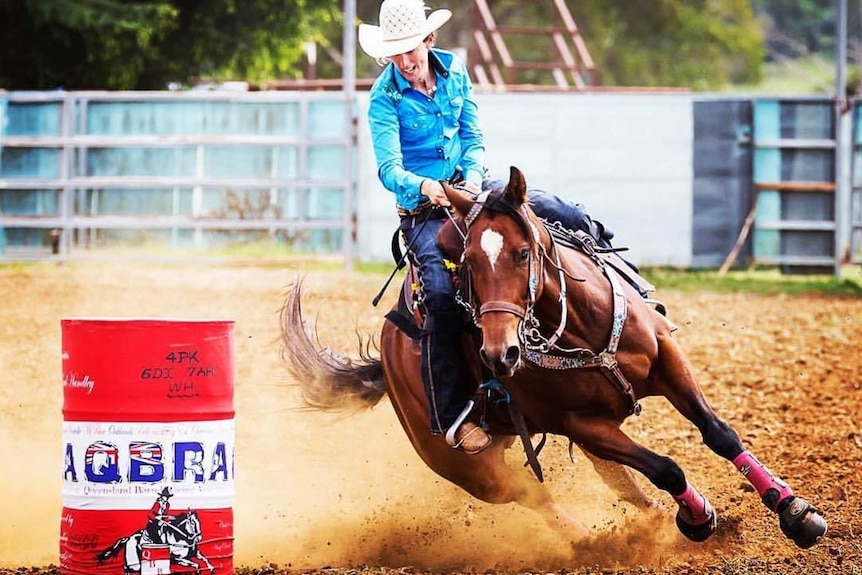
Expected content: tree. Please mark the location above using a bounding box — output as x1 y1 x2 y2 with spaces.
753 0 835 57
0 0 768 91
0 0 341 90
562 0 765 89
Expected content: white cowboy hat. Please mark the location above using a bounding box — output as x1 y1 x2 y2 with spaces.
358 0 452 59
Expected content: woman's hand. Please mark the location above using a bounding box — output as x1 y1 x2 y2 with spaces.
420 179 450 207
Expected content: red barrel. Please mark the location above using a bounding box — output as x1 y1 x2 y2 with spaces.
60 319 235 575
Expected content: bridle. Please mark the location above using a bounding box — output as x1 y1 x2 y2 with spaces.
451 190 571 353
450 188 641 416
162 511 201 545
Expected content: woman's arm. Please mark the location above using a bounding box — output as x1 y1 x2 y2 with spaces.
368 91 426 210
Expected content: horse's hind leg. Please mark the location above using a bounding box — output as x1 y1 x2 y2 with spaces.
655 333 827 548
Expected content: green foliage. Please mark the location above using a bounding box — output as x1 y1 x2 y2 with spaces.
1 0 178 89
392 0 766 90
575 0 764 89
0 0 846 92
730 53 836 94
149 0 342 85
753 0 835 55
0 0 340 90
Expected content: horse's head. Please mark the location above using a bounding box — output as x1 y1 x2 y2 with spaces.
172 510 202 544
184 510 201 536
442 166 548 377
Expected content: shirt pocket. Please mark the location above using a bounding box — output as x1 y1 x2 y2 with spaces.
448 95 464 118
399 112 437 145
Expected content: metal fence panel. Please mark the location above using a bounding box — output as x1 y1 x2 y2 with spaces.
852 99 862 264
0 91 355 261
691 98 754 268
752 97 837 272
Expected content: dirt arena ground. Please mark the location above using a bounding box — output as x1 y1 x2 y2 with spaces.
0 261 859 575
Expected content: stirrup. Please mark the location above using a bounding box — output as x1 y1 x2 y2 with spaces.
445 400 492 454
644 297 667 316
644 298 678 332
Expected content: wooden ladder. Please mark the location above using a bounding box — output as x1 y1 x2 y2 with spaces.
471 0 598 91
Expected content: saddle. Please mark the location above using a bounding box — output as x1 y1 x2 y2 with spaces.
382 263 425 342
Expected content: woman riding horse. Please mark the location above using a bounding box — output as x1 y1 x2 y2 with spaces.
360 0 636 455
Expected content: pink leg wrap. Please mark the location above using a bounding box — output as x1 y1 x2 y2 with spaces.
673 483 713 525
733 450 793 511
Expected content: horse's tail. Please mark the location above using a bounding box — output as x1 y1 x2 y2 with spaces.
279 275 387 413
96 536 128 563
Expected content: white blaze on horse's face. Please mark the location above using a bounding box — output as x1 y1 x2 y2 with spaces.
480 228 505 271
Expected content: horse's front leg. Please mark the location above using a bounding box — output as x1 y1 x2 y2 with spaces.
196 550 216 575
172 555 201 573
563 413 718 543
656 333 828 548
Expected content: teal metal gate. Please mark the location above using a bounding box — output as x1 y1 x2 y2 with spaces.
751 97 838 273
0 91 356 262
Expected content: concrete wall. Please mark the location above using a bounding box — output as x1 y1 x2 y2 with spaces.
355 92 695 267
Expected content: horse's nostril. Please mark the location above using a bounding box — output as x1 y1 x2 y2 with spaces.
504 345 520 367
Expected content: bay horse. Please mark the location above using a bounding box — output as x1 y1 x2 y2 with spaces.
279 166 827 550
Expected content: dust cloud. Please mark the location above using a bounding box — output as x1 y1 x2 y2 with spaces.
235 403 688 572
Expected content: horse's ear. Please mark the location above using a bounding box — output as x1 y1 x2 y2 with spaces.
505 166 528 207
442 181 474 217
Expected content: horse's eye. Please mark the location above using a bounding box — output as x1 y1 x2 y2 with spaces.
519 248 530 263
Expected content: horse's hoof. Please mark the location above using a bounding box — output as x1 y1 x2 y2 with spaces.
778 496 828 549
675 508 717 542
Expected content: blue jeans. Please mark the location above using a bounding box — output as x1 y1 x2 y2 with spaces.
527 188 605 243
402 213 469 433
402 215 456 315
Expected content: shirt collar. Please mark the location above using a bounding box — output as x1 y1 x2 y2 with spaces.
391 49 451 94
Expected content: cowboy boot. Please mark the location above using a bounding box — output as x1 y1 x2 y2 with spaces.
420 310 491 453
445 400 492 454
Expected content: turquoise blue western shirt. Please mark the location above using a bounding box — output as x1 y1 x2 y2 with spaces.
367 49 485 211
